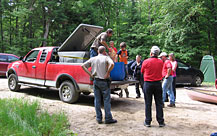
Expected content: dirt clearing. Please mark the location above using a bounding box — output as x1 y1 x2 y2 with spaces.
0 77 216 136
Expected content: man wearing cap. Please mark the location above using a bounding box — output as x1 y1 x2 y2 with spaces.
141 46 165 127
82 46 117 124
159 52 175 107
90 28 113 58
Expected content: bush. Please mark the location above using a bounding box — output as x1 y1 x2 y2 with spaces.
0 98 75 136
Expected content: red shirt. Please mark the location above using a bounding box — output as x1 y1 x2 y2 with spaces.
141 57 163 81
112 47 117 53
162 60 173 77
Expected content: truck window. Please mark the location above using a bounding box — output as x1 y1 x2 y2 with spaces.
25 50 39 62
39 49 48 63
50 48 59 62
0 55 7 62
8 55 19 62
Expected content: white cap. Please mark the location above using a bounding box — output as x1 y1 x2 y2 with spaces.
159 52 167 57
151 46 160 55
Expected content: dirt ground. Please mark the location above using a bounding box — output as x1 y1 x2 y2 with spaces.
0 77 216 136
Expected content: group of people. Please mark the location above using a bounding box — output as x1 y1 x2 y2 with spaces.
81 28 178 127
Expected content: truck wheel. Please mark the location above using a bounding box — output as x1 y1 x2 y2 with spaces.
8 74 21 91
59 81 80 103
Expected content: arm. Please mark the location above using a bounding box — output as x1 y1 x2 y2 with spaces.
100 34 109 50
104 58 114 79
81 64 93 78
130 62 136 71
126 50 129 59
172 61 178 72
100 40 110 50
117 50 121 59
141 62 145 74
165 68 172 79
81 61 94 78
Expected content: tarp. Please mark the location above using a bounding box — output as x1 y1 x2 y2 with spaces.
200 55 216 82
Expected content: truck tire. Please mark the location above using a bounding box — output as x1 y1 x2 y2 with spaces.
59 81 80 103
8 74 21 92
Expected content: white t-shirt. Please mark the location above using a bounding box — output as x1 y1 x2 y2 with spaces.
83 54 113 79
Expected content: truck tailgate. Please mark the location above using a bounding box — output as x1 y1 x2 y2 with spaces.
111 79 139 85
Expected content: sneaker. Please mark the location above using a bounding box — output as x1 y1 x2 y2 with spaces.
167 103 176 107
96 120 103 124
159 123 166 127
144 122 151 127
105 119 117 124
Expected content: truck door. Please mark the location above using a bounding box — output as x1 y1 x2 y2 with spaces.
17 50 39 83
35 49 48 85
0 55 8 75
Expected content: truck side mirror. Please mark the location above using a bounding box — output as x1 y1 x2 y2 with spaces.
19 56 24 62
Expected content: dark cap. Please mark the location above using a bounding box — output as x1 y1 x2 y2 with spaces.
106 28 113 34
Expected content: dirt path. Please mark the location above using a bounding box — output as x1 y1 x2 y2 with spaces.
0 77 216 136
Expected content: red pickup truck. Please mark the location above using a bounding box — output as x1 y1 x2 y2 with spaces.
7 24 137 103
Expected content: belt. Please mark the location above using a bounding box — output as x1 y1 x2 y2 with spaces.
94 78 110 82
145 80 161 83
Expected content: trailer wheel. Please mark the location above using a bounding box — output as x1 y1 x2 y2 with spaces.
83 92 91 96
8 74 21 92
59 81 79 103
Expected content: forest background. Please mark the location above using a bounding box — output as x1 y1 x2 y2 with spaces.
1 0 217 70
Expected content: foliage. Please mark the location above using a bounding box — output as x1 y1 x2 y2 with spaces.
0 98 74 136
0 0 217 69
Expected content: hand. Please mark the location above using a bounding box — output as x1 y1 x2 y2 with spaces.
90 74 94 79
104 72 110 79
165 75 169 79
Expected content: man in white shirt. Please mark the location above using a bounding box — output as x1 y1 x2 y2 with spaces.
82 46 117 124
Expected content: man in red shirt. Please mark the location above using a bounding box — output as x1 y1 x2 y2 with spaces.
141 46 165 127
160 52 175 107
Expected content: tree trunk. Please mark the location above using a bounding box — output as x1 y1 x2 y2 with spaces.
9 9 12 48
100 2 109 27
147 0 152 35
207 30 212 55
211 0 217 56
15 0 19 37
41 0 51 47
0 0 4 52
42 19 50 47
29 17 33 48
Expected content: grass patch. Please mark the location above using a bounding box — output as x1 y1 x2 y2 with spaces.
202 82 215 86
0 98 75 136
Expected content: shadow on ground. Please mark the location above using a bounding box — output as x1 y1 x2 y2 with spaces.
15 87 143 113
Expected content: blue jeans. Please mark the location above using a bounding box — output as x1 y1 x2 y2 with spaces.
90 48 98 58
162 76 175 104
93 79 113 121
172 76 176 99
143 81 164 124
